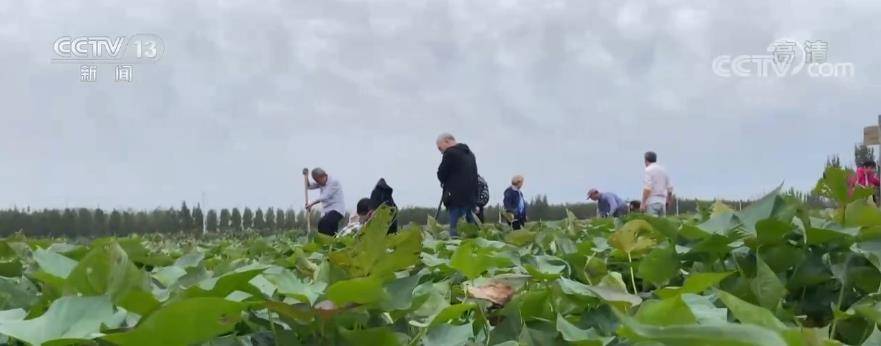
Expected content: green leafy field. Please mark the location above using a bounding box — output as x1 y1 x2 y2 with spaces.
2 168 881 345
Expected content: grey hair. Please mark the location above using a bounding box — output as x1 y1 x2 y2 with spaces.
511 175 524 185
436 132 455 143
311 167 327 180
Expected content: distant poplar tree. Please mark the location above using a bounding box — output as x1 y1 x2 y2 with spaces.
242 208 253 230
192 205 204 234
94 209 107 235
76 208 93 236
265 207 275 231
275 209 285 231
108 210 123 235
285 209 296 230
254 208 265 230
231 208 242 231
219 209 230 232
206 209 218 233
179 202 193 232
855 144 875 166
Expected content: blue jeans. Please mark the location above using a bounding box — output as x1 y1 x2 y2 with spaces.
646 202 666 217
448 207 475 237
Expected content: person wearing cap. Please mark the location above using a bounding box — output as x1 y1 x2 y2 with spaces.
588 188 628 218
503 175 528 230
305 167 346 236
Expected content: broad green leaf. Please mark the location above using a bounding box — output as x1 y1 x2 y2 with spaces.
380 274 422 311
33 248 78 279
716 290 787 331
578 274 642 309
424 323 474 346
65 241 158 315
102 298 243 346
182 266 267 299
737 185 784 234
264 270 326 305
0 260 22 277
523 255 567 280
506 229 536 247
339 326 402 345
617 314 788 346
556 314 610 345
0 296 120 345
638 245 680 286
326 276 387 305
754 219 794 246
609 220 657 256
431 302 476 326
845 199 881 227
655 272 733 298
635 297 697 326
750 256 786 309
450 239 512 279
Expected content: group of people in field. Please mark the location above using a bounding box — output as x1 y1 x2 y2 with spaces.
304 133 674 238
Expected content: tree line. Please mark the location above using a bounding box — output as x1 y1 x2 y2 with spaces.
1 196 762 238
3 146 866 238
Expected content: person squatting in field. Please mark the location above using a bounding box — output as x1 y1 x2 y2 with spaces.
436 133 479 238
305 168 345 236
588 188 629 218
339 178 399 236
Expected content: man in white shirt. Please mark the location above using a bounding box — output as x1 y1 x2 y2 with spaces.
641 151 673 217
305 167 346 235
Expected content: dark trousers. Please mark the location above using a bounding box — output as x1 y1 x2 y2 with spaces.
317 210 343 236
448 206 476 237
511 219 524 230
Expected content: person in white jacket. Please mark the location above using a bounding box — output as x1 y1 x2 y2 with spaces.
305 168 346 235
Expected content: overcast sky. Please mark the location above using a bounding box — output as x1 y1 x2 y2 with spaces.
1 0 880 211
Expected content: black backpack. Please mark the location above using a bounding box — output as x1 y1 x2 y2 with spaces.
475 175 489 207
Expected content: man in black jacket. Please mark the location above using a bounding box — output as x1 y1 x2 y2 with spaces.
436 133 478 238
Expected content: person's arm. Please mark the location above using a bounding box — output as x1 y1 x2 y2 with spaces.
641 173 652 210
437 152 451 186
606 196 619 217
503 189 516 212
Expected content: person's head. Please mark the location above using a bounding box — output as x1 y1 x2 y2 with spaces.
511 175 524 189
436 133 457 153
355 198 376 216
588 188 600 201
311 167 328 185
644 151 657 166
863 160 877 169
356 198 376 222
629 200 641 211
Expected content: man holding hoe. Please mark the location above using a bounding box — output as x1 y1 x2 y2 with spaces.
304 167 346 236
436 133 479 238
